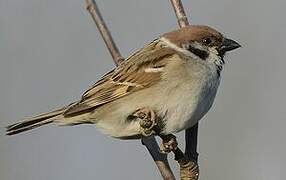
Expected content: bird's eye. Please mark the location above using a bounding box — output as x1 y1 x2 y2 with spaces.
202 37 212 45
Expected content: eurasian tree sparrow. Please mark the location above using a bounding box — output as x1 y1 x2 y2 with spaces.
6 25 240 139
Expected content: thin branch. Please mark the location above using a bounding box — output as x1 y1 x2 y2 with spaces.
142 136 175 180
85 1 175 179
170 0 189 28
185 124 199 163
86 0 124 65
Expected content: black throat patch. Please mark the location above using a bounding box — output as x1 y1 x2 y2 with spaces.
187 45 209 60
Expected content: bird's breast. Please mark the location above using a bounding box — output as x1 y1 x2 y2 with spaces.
160 62 220 134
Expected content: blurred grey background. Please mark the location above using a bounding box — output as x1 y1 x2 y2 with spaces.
0 0 285 179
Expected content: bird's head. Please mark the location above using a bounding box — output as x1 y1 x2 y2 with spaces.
161 25 241 72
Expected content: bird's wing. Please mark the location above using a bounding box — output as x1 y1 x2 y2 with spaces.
64 39 175 116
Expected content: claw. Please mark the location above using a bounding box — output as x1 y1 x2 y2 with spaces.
159 134 178 153
179 159 199 180
133 107 157 136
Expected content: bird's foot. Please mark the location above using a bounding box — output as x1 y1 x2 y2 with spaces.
159 134 178 153
133 107 157 136
179 159 199 180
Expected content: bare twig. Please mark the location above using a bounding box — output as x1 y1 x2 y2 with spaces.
185 124 199 163
85 0 175 179
170 0 189 28
142 136 175 180
86 0 124 65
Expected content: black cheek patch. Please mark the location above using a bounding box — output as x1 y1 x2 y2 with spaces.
187 45 209 60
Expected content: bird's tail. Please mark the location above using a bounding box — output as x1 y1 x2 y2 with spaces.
6 108 66 135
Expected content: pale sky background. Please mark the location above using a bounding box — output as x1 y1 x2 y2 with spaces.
0 0 285 180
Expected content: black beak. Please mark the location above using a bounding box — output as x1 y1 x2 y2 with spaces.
219 38 241 55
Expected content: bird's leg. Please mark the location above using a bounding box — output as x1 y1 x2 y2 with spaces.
133 107 157 136
160 134 199 179
181 125 200 179
133 107 199 178
172 147 199 180
159 134 178 154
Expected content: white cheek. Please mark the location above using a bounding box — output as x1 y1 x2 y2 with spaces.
160 37 199 60
207 47 221 64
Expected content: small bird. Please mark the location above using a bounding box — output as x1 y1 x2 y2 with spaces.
6 25 240 140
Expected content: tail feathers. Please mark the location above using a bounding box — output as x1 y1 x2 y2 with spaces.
6 108 65 135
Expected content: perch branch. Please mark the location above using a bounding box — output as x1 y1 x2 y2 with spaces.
86 0 124 65
142 136 175 180
170 0 189 28
85 0 175 179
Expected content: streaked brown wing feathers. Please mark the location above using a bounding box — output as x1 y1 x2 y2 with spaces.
64 40 175 116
